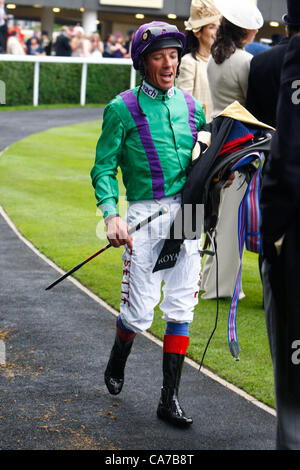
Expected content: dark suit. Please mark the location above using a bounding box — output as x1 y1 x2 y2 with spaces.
0 6 8 53
55 33 71 57
260 33 300 450
246 38 290 128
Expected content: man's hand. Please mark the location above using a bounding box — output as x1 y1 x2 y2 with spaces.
106 216 133 250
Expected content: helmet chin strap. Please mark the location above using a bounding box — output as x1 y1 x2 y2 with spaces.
136 83 146 116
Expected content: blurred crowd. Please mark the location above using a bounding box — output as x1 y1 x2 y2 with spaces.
0 0 283 60
0 18 135 59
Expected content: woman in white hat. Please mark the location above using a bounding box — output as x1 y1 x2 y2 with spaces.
176 0 221 122
71 25 89 57
208 0 264 117
201 0 264 300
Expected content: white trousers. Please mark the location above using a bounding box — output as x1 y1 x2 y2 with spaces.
119 195 202 333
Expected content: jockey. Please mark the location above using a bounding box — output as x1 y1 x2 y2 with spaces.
91 21 206 426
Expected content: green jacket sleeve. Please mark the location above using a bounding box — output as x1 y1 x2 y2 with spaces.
195 99 206 131
90 102 125 218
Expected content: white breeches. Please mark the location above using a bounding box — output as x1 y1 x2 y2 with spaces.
119 195 202 333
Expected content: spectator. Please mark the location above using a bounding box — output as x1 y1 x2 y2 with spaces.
89 32 104 57
55 26 71 57
260 31 300 450
208 1 262 117
71 25 89 57
246 0 300 326
28 36 45 56
103 33 115 57
26 29 40 54
200 0 263 300
6 30 25 55
271 33 284 46
123 29 135 57
176 0 221 122
245 40 270 56
246 0 300 128
41 30 52 56
9 25 26 52
0 0 8 54
112 32 127 58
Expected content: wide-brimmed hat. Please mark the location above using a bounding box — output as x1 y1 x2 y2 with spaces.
213 0 264 30
283 0 300 26
73 25 84 36
184 0 221 31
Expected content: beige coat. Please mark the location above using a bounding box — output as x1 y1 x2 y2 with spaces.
176 52 213 122
207 48 253 118
6 36 25 55
201 50 254 299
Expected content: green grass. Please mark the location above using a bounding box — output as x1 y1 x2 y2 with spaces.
0 121 275 409
0 104 106 112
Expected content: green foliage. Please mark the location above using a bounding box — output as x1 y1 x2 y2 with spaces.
0 62 132 106
86 64 132 104
0 62 34 105
39 63 81 104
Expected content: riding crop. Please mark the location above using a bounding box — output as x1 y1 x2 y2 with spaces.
45 206 168 291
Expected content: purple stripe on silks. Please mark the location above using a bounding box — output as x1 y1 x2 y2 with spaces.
120 90 165 199
182 91 197 146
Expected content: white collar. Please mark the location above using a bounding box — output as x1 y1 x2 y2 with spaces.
141 81 175 100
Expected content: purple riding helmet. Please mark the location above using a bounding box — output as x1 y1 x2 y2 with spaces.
131 21 186 76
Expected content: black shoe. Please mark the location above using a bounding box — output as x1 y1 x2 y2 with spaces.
157 386 193 426
104 334 134 395
157 352 193 427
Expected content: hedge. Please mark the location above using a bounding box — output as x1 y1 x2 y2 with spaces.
0 61 136 106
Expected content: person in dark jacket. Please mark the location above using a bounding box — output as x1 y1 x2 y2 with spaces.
246 0 300 305
41 31 52 56
55 26 71 57
246 0 300 128
0 0 8 53
260 32 300 450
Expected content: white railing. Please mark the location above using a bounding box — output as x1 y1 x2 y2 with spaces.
0 54 137 106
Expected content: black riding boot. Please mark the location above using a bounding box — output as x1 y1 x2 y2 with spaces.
104 333 135 395
157 352 193 426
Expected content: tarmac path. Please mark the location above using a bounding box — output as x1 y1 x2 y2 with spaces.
0 108 277 453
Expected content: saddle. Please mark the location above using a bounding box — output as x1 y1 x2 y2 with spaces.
154 102 274 360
